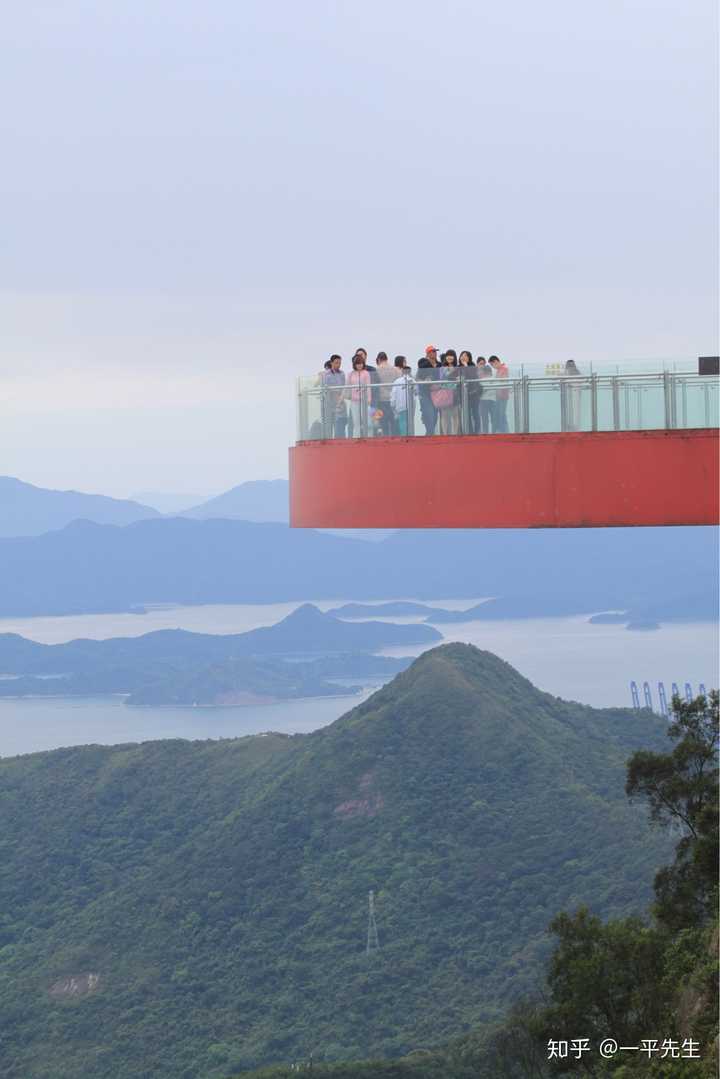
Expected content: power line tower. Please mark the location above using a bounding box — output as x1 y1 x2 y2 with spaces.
366 890 380 955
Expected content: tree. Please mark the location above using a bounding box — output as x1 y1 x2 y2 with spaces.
539 908 667 1069
626 692 719 929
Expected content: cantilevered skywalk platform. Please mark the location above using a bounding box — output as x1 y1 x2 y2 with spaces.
290 362 719 529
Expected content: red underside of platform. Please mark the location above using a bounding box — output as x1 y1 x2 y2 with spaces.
289 429 719 529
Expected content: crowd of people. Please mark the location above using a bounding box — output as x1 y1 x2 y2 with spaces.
315 345 518 438
313 347 585 438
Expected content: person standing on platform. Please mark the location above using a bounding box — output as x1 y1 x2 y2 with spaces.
375 351 400 435
321 354 347 438
459 350 480 433
437 349 461 435
390 362 414 436
489 355 509 431
480 357 497 431
476 356 492 432
564 359 583 430
416 345 441 435
347 353 372 437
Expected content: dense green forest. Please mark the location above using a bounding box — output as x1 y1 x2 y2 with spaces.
0 645 678 1077
236 690 719 1079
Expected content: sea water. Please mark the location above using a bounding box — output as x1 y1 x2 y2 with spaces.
0 601 716 757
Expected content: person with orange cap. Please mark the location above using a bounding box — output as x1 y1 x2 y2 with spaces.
416 344 441 435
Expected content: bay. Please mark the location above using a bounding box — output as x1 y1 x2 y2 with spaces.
0 690 375 759
0 601 716 758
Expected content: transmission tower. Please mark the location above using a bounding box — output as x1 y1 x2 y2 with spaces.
366 890 380 955
684 682 693 703
657 682 668 717
630 681 640 709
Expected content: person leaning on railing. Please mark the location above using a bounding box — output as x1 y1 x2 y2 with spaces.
320 354 348 438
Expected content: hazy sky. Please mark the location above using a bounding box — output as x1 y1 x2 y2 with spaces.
2 0 718 498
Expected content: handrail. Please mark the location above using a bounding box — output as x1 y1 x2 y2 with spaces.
296 370 720 441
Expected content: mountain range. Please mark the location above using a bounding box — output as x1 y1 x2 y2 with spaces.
0 644 673 1079
0 514 716 619
0 476 290 537
180 479 289 522
0 604 430 704
0 476 160 537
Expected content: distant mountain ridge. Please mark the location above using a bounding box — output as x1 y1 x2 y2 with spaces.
0 515 715 619
180 479 289 522
0 644 673 1077
0 476 159 538
0 604 439 674
0 604 431 703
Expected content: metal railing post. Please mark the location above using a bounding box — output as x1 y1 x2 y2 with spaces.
662 371 673 430
460 376 469 435
320 385 329 438
298 380 309 440
611 377 620 430
512 380 522 433
522 376 530 432
590 375 598 431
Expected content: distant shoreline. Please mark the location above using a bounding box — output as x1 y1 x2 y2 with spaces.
0 687 372 710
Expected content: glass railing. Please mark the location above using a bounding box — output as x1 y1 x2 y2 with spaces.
297 369 720 441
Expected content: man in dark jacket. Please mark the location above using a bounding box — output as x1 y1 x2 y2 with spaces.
416 344 440 435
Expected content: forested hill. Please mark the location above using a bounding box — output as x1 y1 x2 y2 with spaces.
0 645 673 1079
0 516 716 617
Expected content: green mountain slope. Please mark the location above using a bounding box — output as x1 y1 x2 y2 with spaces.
0 645 673 1079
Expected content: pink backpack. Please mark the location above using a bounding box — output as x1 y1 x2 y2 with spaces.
431 386 454 409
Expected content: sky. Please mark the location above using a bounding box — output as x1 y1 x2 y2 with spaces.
1 0 718 498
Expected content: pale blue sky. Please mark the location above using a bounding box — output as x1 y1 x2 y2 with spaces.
2 0 717 496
